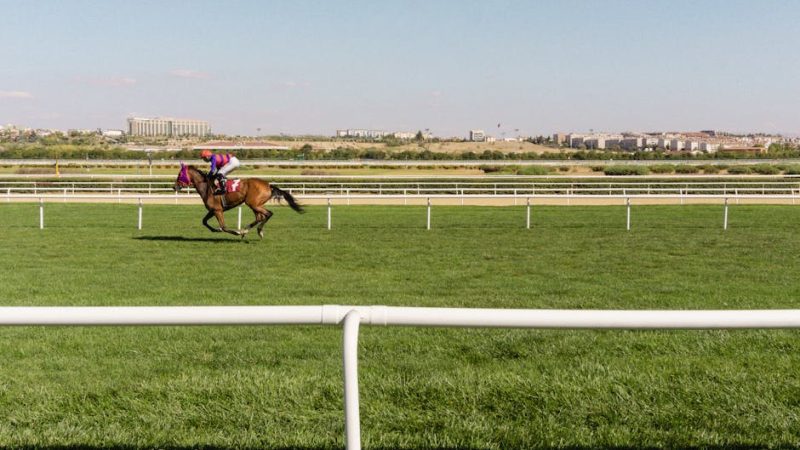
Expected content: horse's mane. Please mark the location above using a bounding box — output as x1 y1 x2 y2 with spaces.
187 165 208 178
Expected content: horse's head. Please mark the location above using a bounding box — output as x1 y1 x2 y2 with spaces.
173 163 192 191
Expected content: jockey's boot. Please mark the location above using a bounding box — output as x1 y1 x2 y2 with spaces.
215 175 227 195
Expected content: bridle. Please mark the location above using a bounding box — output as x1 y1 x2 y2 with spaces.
176 165 194 188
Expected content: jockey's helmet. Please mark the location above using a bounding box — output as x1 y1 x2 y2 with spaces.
200 150 212 159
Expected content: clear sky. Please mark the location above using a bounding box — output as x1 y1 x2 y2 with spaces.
2 0 799 137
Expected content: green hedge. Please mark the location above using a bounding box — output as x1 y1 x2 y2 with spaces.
727 166 752 175
674 165 699 174
603 165 650 176
649 164 675 174
751 164 780 175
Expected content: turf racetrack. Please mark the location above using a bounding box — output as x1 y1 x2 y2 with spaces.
1 203 799 449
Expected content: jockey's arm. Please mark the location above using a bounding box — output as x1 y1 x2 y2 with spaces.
209 156 218 176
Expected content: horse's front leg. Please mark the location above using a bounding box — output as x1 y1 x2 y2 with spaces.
214 210 241 236
202 211 222 232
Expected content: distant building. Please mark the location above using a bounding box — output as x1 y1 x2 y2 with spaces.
584 138 605 149
566 134 581 147
335 129 390 139
394 131 416 140
102 129 124 138
469 130 486 142
685 141 699 151
620 138 643 150
699 142 718 152
568 135 585 147
128 117 210 137
670 139 685 151
553 133 567 146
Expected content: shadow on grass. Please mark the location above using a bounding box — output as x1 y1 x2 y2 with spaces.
134 235 249 243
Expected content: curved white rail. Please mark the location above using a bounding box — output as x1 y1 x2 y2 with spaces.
2 305 800 450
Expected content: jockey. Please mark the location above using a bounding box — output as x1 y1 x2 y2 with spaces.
200 150 240 195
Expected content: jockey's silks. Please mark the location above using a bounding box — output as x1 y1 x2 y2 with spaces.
209 153 232 174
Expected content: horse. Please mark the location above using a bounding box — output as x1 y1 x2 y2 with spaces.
173 164 303 239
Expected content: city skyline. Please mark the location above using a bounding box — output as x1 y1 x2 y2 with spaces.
2 0 799 137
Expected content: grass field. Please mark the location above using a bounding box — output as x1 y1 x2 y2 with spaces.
1 203 799 449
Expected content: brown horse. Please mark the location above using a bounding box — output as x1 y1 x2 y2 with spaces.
173 164 303 239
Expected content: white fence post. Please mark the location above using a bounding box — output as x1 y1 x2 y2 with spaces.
137 199 143 230
327 198 332 230
626 197 631 231
237 206 242 230
724 197 728 230
39 198 44 229
426 197 431 230
526 197 531 229
343 310 362 450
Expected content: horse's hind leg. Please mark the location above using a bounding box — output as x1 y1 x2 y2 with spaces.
256 209 273 239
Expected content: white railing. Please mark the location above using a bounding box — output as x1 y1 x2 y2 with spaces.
3 193 798 232
3 179 800 197
2 305 800 450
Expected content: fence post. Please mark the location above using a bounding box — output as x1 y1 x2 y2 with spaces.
526 197 531 229
626 197 631 231
403 189 407 206
724 197 728 230
237 206 242 230
426 197 431 230
327 198 332 230
63 188 67 203
342 309 362 450
138 198 143 230
39 198 44 229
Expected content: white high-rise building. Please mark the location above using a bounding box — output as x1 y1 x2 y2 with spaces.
127 117 210 137
469 130 486 142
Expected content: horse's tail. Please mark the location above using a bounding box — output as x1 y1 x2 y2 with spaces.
270 185 305 213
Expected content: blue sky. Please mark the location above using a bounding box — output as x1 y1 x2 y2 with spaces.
1 0 798 137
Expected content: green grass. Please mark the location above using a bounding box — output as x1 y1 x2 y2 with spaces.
1 203 800 449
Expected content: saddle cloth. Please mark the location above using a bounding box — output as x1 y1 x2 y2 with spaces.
225 179 242 192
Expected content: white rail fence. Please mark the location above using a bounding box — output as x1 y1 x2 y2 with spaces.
3 193 798 231
2 305 800 450
3 179 800 197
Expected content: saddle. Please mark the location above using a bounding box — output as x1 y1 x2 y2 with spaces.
212 178 242 195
